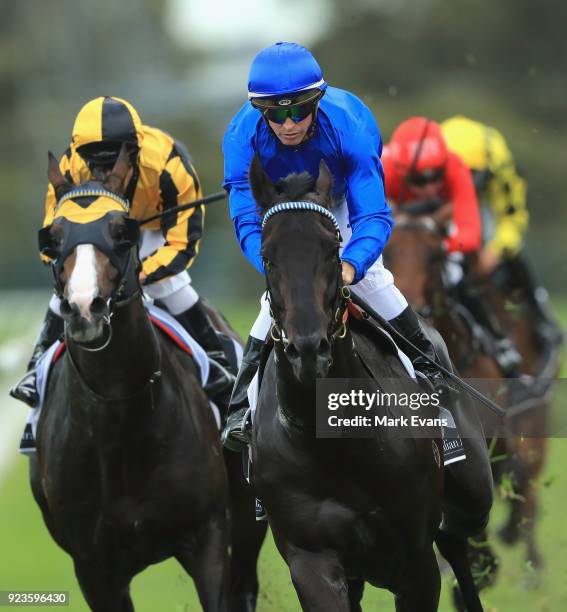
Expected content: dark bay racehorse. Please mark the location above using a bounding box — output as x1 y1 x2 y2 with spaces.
476 260 562 570
248 157 488 611
384 202 557 597
31 149 264 612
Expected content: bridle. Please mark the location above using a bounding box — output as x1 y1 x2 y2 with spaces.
39 187 142 315
38 186 143 354
261 201 351 348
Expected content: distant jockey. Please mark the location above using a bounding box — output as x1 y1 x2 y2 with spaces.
221 43 450 452
382 117 524 377
441 115 563 350
11 96 234 408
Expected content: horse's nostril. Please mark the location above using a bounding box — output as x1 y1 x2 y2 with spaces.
90 297 109 318
285 344 300 361
318 338 331 357
60 299 75 317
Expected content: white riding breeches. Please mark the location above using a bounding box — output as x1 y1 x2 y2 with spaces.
443 252 465 287
49 230 200 317
249 201 408 340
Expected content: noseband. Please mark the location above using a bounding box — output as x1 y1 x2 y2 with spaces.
261 201 351 347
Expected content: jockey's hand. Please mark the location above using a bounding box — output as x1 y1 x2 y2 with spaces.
341 261 355 286
139 271 147 285
477 246 500 276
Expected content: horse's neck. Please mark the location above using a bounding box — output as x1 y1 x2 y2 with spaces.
274 331 359 430
67 297 159 398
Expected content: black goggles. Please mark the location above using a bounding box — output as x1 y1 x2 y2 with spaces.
405 168 445 187
261 102 316 125
251 89 322 125
77 142 139 168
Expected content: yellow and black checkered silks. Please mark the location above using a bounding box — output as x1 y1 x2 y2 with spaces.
441 116 528 258
43 97 204 284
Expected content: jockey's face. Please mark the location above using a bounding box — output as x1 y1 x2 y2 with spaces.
268 114 313 146
410 179 444 200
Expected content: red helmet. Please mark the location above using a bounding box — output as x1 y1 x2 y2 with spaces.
388 117 448 175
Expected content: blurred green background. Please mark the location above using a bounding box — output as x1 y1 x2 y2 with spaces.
1 0 566 298
1 0 566 610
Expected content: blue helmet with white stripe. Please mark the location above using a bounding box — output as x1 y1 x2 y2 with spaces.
248 42 327 100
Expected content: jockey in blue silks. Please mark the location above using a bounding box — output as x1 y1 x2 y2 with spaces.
221 42 448 450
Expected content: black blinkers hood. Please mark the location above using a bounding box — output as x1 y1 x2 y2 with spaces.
38 211 141 301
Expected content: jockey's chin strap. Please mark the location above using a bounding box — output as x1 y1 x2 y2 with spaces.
261 201 351 347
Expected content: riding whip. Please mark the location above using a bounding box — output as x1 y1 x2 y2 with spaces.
138 191 227 226
349 292 507 418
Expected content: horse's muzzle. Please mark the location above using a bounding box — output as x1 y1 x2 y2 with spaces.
60 297 109 345
285 333 332 382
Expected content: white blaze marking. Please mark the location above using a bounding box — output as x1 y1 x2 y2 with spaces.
67 244 98 320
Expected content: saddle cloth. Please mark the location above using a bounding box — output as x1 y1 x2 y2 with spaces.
19 303 234 455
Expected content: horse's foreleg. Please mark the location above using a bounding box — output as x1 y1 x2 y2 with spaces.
73 559 134 612
347 578 365 612
224 449 267 612
436 531 484 612
393 547 442 612
176 515 231 612
498 435 545 567
288 548 350 612
516 436 546 569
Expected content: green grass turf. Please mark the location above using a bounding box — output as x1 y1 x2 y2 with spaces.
0 299 565 611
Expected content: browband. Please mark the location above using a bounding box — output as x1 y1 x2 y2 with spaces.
56 189 130 213
262 201 340 232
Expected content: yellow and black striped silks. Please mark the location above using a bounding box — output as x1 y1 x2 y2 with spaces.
441 116 528 258
43 97 204 284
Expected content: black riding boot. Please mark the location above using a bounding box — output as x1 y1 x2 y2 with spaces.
173 299 236 400
10 308 64 407
221 335 265 452
388 305 451 398
456 280 523 377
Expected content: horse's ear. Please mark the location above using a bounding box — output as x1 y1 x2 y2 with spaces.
104 144 131 195
48 152 72 201
249 154 277 211
315 159 333 205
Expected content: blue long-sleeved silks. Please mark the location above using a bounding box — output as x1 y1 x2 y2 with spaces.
222 86 393 284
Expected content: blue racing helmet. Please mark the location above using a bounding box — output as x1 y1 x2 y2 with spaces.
248 42 327 100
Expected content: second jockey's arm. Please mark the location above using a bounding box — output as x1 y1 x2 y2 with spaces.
442 154 482 254
227 179 264 274
141 156 204 285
